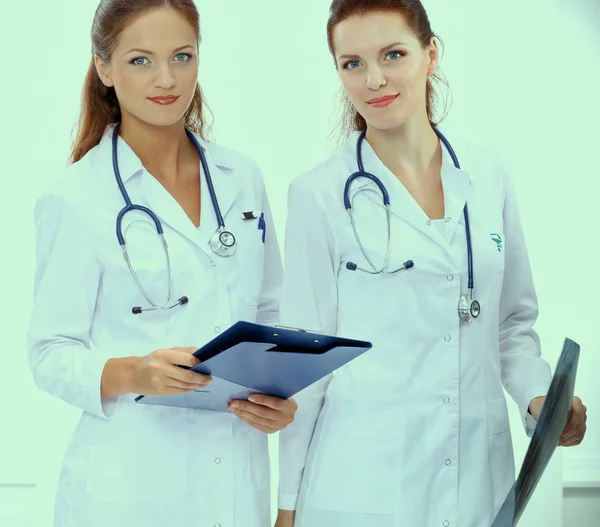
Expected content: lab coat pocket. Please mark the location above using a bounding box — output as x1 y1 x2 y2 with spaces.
234 210 265 307
481 219 505 275
303 400 401 519
85 409 187 503
459 217 505 276
486 397 514 511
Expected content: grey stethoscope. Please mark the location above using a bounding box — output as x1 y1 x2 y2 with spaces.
112 123 237 315
343 127 480 324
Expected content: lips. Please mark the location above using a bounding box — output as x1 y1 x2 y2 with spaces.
367 94 399 106
148 95 179 105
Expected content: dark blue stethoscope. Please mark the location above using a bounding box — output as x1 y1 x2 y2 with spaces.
112 123 237 315
343 127 480 324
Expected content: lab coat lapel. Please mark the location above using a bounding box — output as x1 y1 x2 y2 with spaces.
439 138 475 247
440 166 472 247
347 134 447 249
344 131 475 251
139 155 240 255
195 140 240 246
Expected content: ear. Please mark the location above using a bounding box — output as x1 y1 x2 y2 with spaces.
94 55 114 87
427 37 440 76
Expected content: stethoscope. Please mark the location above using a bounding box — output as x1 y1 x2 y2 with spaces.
344 127 480 324
112 123 237 315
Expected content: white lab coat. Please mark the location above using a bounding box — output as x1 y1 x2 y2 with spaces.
277 130 553 527
27 125 282 527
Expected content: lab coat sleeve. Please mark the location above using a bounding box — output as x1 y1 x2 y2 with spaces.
278 177 338 510
26 190 115 420
498 166 552 436
255 175 282 326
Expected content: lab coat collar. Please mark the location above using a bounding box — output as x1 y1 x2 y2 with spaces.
98 124 239 253
341 127 474 249
140 133 240 253
99 124 235 185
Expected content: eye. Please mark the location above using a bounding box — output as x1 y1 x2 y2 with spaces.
385 50 405 61
174 52 192 62
130 56 149 66
343 59 361 70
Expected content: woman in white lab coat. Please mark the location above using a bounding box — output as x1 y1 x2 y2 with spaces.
27 1 296 526
273 1 588 526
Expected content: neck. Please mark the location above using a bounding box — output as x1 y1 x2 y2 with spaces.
364 114 441 183
118 114 195 185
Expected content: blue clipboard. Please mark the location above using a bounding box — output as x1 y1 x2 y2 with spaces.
491 337 580 527
134 321 372 411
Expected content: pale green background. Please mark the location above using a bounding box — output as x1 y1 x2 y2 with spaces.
0 0 598 525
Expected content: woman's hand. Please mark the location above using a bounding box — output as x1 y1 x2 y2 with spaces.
274 509 296 527
131 346 212 396
228 394 297 434
101 347 211 398
529 395 587 446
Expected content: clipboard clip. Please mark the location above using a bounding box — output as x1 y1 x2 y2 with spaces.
274 324 326 335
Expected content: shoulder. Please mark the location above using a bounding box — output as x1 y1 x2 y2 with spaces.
200 139 262 176
445 128 511 178
289 134 357 205
35 145 106 221
443 129 513 200
198 138 267 199
461 140 510 175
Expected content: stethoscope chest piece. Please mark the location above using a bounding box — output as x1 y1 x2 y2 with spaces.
210 228 237 257
458 294 481 324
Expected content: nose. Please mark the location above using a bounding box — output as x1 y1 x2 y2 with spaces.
366 66 387 91
153 63 176 90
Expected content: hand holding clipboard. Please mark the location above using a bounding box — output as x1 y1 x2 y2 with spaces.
134 321 372 412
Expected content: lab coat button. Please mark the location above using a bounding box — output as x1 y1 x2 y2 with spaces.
426 219 432 226
443 397 450 404
214 524 222 527
445 459 452 466
210 260 216 267
443 521 450 527
444 335 451 342
214 457 221 464
445 217 451 223
446 274 454 281
214 326 221 333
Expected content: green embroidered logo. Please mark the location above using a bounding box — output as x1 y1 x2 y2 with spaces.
491 233 503 252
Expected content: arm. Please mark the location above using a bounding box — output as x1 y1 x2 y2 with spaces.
27 192 211 412
498 165 553 435
277 177 338 512
27 191 116 419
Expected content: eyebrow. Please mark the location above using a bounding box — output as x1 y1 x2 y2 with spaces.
338 41 407 60
124 44 195 55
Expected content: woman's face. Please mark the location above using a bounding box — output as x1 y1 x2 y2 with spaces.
332 11 438 131
95 7 199 128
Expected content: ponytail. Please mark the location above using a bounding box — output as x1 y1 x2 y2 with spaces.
70 59 121 164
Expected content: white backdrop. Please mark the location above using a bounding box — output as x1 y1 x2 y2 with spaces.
0 0 598 525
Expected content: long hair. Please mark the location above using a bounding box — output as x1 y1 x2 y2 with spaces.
70 0 211 164
327 0 451 143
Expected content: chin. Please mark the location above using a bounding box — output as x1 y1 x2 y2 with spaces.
362 107 411 132
133 111 187 129
364 117 408 132
367 111 422 131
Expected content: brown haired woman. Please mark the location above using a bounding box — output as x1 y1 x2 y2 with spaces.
26 1 296 526
275 1 587 526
